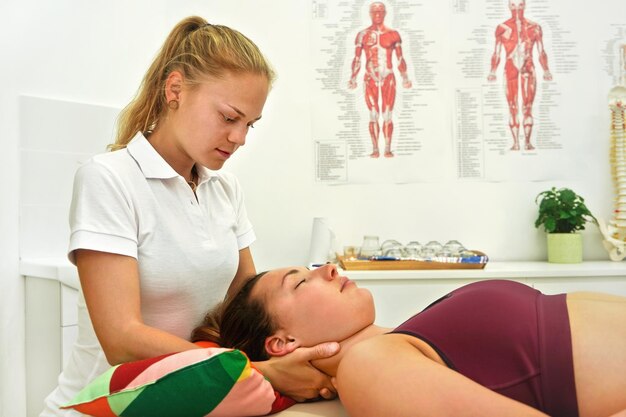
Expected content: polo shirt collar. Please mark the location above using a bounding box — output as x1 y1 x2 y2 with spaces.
126 132 217 181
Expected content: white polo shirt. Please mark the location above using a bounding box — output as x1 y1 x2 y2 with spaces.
41 132 255 416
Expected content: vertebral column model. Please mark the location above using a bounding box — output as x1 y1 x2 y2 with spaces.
348 2 412 158
600 45 626 261
487 0 552 151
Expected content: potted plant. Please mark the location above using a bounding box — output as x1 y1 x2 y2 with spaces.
534 187 598 263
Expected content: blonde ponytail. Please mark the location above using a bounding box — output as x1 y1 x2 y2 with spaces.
111 16 276 151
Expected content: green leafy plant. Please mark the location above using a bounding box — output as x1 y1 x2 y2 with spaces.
535 187 598 233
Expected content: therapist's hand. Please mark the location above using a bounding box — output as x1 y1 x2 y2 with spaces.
255 342 340 402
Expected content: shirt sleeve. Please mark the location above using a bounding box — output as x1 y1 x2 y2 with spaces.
68 159 138 265
219 172 256 250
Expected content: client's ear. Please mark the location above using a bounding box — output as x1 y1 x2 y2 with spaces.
265 332 300 357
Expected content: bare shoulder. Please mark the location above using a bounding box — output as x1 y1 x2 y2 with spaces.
336 333 548 417
341 333 420 362
337 333 444 377
335 334 431 417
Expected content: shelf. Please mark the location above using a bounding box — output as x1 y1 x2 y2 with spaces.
20 258 626 288
340 260 626 280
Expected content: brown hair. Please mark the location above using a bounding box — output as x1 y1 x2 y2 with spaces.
191 271 276 361
111 16 276 151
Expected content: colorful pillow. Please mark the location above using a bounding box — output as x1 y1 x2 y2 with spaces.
62 344 296 417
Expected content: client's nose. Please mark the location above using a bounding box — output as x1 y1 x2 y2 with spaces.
319 263 338 281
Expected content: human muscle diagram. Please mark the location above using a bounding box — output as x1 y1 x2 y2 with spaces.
312 0 446 184
311 0 626 184
486 0 552 152
348 2 412 159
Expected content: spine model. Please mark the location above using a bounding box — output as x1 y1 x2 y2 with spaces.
600 44 626 260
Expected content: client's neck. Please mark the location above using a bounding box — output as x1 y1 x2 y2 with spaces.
311 325 391 376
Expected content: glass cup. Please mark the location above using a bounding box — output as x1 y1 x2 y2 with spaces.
442 240 465 257
404 241 422 259
421 240 443 259
343 245 360 260
361 235 381 258
381 240 403 258
381 239 402 251
383 247 404 258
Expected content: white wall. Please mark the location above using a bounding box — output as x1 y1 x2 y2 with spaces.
1 2 26 415
1 0 622 415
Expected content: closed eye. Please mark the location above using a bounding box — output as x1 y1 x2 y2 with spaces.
295 278 306 289
222 114 257 129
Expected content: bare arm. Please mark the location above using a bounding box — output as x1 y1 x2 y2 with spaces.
80 247 338 402
254 343 340 402
337 334 547 417
76 249 199 365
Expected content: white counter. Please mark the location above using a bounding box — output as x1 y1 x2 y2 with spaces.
20 257 626 287
20 257 79 289
340 260 626 280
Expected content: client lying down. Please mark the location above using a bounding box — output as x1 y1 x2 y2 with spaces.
192 264 626 417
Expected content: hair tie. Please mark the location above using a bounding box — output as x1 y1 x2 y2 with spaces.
196 22 212 31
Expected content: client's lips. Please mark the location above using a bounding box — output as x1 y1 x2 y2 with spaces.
340 276 351 292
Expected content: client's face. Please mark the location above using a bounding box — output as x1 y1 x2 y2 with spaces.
251 264 375 348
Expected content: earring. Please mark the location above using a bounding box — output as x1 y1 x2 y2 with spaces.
168 100 179 110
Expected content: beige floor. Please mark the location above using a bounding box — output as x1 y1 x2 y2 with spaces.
274 399 348 417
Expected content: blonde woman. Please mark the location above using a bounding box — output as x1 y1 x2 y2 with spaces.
41 16 337 417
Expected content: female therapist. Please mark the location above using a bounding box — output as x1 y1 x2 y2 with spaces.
41 16 338 416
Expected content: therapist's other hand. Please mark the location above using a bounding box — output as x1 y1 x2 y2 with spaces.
258 342 340 402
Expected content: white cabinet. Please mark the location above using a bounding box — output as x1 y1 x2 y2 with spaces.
22 260 79 417
25 277 61 417
61 284 79 366
347 261 626 327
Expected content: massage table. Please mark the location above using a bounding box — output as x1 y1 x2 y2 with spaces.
275 399 348 416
